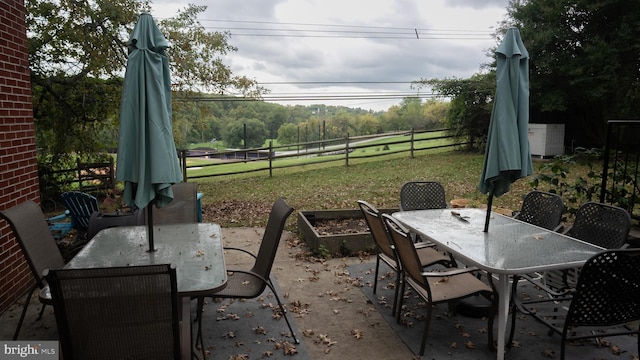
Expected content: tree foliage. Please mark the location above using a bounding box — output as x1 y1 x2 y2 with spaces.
504 0 640 145
225 119 268 148
27 0 264 157
418 0 640 150
420 74 495 151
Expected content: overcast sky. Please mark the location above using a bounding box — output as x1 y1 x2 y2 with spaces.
152 0 510 111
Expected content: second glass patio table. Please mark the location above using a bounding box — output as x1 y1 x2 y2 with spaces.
393 208 603 360
65 223 227 297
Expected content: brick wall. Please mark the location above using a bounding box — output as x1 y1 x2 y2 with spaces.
0 1 41 313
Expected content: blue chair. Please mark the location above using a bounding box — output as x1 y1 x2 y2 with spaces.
48 191 100 240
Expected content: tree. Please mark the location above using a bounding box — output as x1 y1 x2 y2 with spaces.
225 119 268 148
277 123 299 145
421 74 495 151
265 107 289 139
27 0 265 157
328 111 355 138
381 105 406 132
398 97 425 130
356 113 381 135
504 0 640 145
423 99 449 129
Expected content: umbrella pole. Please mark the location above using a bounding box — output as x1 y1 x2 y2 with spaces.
147 202 155 252
484 193 494 232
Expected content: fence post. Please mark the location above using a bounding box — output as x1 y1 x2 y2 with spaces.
345 133 350 167
410 128 415 158
269 141 273 177
179 150 187 181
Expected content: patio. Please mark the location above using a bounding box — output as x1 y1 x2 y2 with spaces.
1 227 638 359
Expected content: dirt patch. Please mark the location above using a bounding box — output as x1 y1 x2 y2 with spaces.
202 200 273 227
312 218 368 235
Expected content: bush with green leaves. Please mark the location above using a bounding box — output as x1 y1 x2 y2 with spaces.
531 147 638 223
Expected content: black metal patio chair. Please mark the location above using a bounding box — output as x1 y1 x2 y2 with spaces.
399 181 448 211
513 249 640 360
513 190 564 231
509 201 632 345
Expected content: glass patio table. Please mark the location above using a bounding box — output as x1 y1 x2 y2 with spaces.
65 223 227 297
393 208 603 360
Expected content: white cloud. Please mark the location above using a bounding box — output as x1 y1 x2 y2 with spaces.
151 0 509 110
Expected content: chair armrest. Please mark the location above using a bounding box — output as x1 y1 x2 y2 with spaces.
47 210 70 223
223 246 258 260
422 266 479 277
414 241 437 249
224 269 271 285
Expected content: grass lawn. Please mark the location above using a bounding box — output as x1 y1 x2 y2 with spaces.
194 150 592 228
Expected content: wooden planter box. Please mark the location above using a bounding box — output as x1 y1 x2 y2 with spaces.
297 208 398 256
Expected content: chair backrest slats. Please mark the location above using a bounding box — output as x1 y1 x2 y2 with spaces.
251 198 294 279
1 200 65 285
515 190 564 230
61 191 99 231
567 249 640 327
400 181 448 211
567 202 631 249
46 264 180 360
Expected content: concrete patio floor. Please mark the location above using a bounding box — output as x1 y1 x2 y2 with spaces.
2 227 638 359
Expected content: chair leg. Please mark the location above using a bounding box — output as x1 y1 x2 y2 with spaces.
195 296 206 359
266 279 299 344
373 256 380 295
419 302 433 356
36 304 46 320
396 279 406 324
391 270 401 317
13 285 36 340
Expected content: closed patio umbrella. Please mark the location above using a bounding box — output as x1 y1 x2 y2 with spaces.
116 13 183 251
478 27 533 232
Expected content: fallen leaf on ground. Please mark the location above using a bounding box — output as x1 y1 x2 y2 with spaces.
610 344 622 355
465 341 475 349
229 354 248 360
351 329 363 339
253 326 268 335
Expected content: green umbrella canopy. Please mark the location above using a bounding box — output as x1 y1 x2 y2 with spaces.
478 27 533 198
116 13 182 210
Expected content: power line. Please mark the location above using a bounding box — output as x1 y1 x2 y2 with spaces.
189 19 494 40
258 81 415 85
197 18 492 34
177 92 444 102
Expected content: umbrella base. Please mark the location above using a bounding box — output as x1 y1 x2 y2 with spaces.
455 295 493 318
